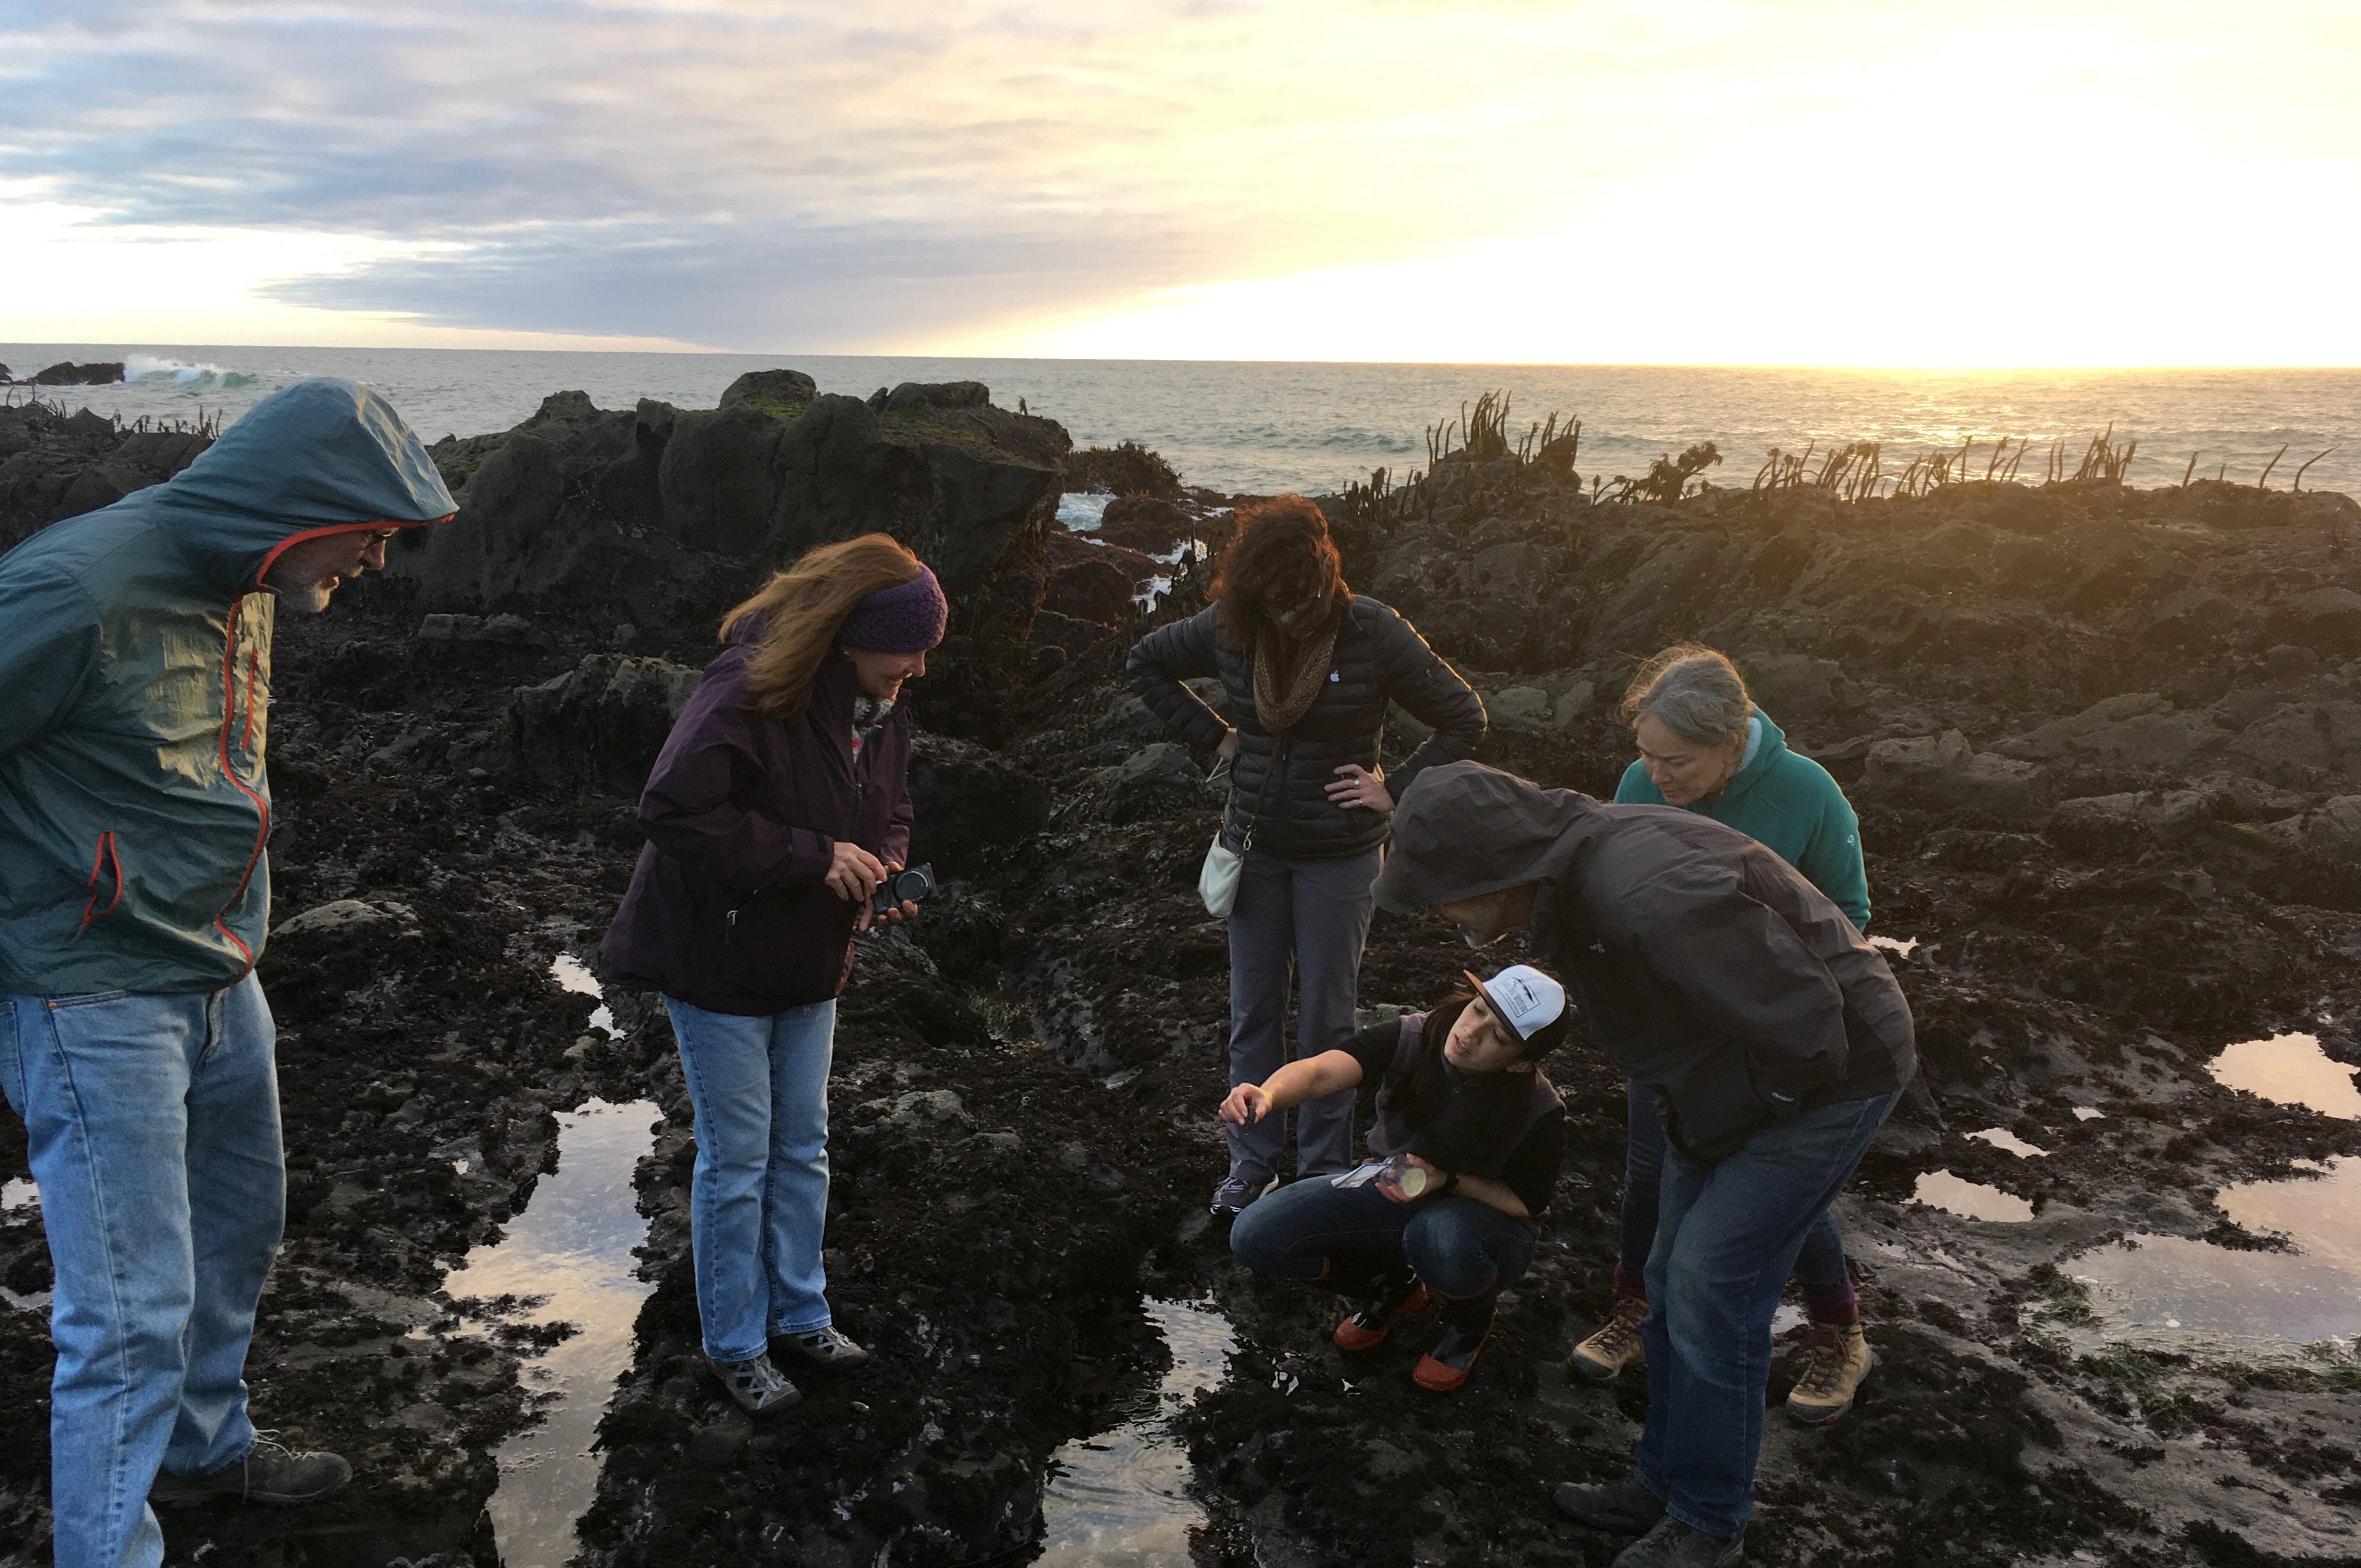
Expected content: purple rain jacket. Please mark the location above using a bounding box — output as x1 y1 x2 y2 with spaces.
599 618 913 1015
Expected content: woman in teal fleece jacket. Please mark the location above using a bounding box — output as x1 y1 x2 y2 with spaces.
1570 643 1880 1428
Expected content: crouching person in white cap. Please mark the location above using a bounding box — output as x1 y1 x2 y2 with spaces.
1220 965 1570 1392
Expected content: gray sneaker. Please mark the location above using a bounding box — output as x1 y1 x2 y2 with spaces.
1210 1171 1279 1216
150 1435 351 1508
780 1325 871 1370
708 1351 803 1415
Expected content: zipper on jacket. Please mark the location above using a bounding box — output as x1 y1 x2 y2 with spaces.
78 832 124 930
208 592 273 968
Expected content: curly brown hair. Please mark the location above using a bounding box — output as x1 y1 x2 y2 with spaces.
1208 493 1349 644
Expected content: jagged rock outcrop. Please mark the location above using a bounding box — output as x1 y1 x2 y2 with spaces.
1327 469 2361 842
0 402 212 552
392 377 1072 737
905 732 1052 873
31 361 124 386
513 653 702 794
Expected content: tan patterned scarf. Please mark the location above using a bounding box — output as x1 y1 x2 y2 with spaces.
1253 620 1337 735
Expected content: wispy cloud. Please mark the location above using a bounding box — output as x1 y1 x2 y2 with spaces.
2 1 2356 356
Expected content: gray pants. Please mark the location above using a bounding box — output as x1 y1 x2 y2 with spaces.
1225 846 1382 1181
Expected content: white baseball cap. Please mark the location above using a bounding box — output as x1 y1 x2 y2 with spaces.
1462 963 1567 1043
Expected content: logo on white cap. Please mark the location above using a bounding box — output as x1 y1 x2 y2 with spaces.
1468 963 1566 1042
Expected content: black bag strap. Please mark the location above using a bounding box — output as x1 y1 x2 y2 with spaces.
1236 735 1285 853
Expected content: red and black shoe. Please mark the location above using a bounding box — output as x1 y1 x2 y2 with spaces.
1412 1289 1497 1392
1333 1267 1427 1351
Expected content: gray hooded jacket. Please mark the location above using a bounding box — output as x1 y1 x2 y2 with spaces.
1373 761 1914 1163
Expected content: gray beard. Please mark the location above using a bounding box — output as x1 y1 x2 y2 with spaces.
266 572 335 614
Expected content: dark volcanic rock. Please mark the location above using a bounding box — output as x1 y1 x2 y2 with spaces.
392 376 1072 739
1045 556 1136 625
0 402 212 551
1065 440 1183 499
31 360 123 386
513 652 701 794
905 731 1052 875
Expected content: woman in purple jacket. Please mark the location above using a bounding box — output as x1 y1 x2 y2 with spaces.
600 533 946 1415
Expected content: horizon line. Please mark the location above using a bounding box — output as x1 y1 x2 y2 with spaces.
5 342 2361 375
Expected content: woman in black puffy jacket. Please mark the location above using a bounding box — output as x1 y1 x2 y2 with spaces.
1127 495 1485 1215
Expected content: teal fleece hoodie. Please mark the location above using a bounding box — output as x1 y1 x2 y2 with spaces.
1613 708 1870 931
0 378 456 996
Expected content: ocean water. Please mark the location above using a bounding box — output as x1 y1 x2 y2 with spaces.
5 344 2357 498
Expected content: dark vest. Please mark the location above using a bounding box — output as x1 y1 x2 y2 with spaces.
1367 1013 1563 1174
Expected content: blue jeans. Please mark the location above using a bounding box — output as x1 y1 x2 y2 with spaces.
0 978 286 1568
1229 1172 1535 1299
663 994 839 1363
1225 848 1381 1182
1620 1081 1856 1322
1638 1089 1900 1538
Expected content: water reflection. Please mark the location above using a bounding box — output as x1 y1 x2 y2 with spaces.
2207 1032 2361 1119
2 1177 35 1210
550 954 623 1038
1910 1170 2034 1222
444 1097 659 1568
1033 1298 1236 1567
1970 1128 2048 1158
2071 1157 2361 1346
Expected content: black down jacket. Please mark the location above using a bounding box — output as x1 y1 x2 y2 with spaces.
1126 597 1486 861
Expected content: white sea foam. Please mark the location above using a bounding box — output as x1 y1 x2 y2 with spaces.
125 353 253 389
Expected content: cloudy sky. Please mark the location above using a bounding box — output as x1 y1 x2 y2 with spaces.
4 1 2357 363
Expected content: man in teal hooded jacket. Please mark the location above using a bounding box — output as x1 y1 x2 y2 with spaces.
0 378 455 1568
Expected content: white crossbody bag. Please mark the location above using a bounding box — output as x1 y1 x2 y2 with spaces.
1198 739 1283 917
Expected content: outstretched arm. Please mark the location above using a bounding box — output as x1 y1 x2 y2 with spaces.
1219 1049 1365 1127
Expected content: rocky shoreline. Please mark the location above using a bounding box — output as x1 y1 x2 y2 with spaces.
1 378 2357 1568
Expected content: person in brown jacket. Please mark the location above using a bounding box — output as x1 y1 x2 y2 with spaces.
1372 760 1914 1568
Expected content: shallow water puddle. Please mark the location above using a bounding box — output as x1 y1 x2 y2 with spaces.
2070 1156 2361 1346
1971 1128 2049 1157
1031 1297 1236 1566
550 954 623 1037
438 1095 659 1568
1910 1170 2034 1222
2206 1031 2361 1119
1 1177 33 1210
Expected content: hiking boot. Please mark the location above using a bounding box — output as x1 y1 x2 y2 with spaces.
1333 1268 1427 1351
1411 1289 1495 1392
1610 1516 1744 1567
1570 1293 1648 1383
780 1325 872 1371
1552 1474 1665 1533
1210 1171 1279 1216
150 1435 351 1508
708 1352 803 1415
1784 1321 1871 1426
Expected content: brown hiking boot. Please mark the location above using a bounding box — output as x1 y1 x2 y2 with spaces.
1569 1294 1648 1383
1785 1321 1871 1426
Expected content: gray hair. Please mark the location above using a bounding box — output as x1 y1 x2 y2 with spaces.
1619 644 1753 747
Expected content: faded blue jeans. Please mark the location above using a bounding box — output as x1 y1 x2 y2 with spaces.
663 994 839 1363
1229 1172 1535 1299
0 977 286 1568
1638 1089 1900 1539
1620 1081 1857 1323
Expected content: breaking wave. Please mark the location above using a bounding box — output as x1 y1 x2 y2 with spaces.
125 353 254 390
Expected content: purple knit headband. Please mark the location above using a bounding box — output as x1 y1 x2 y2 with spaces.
840 564 948 653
